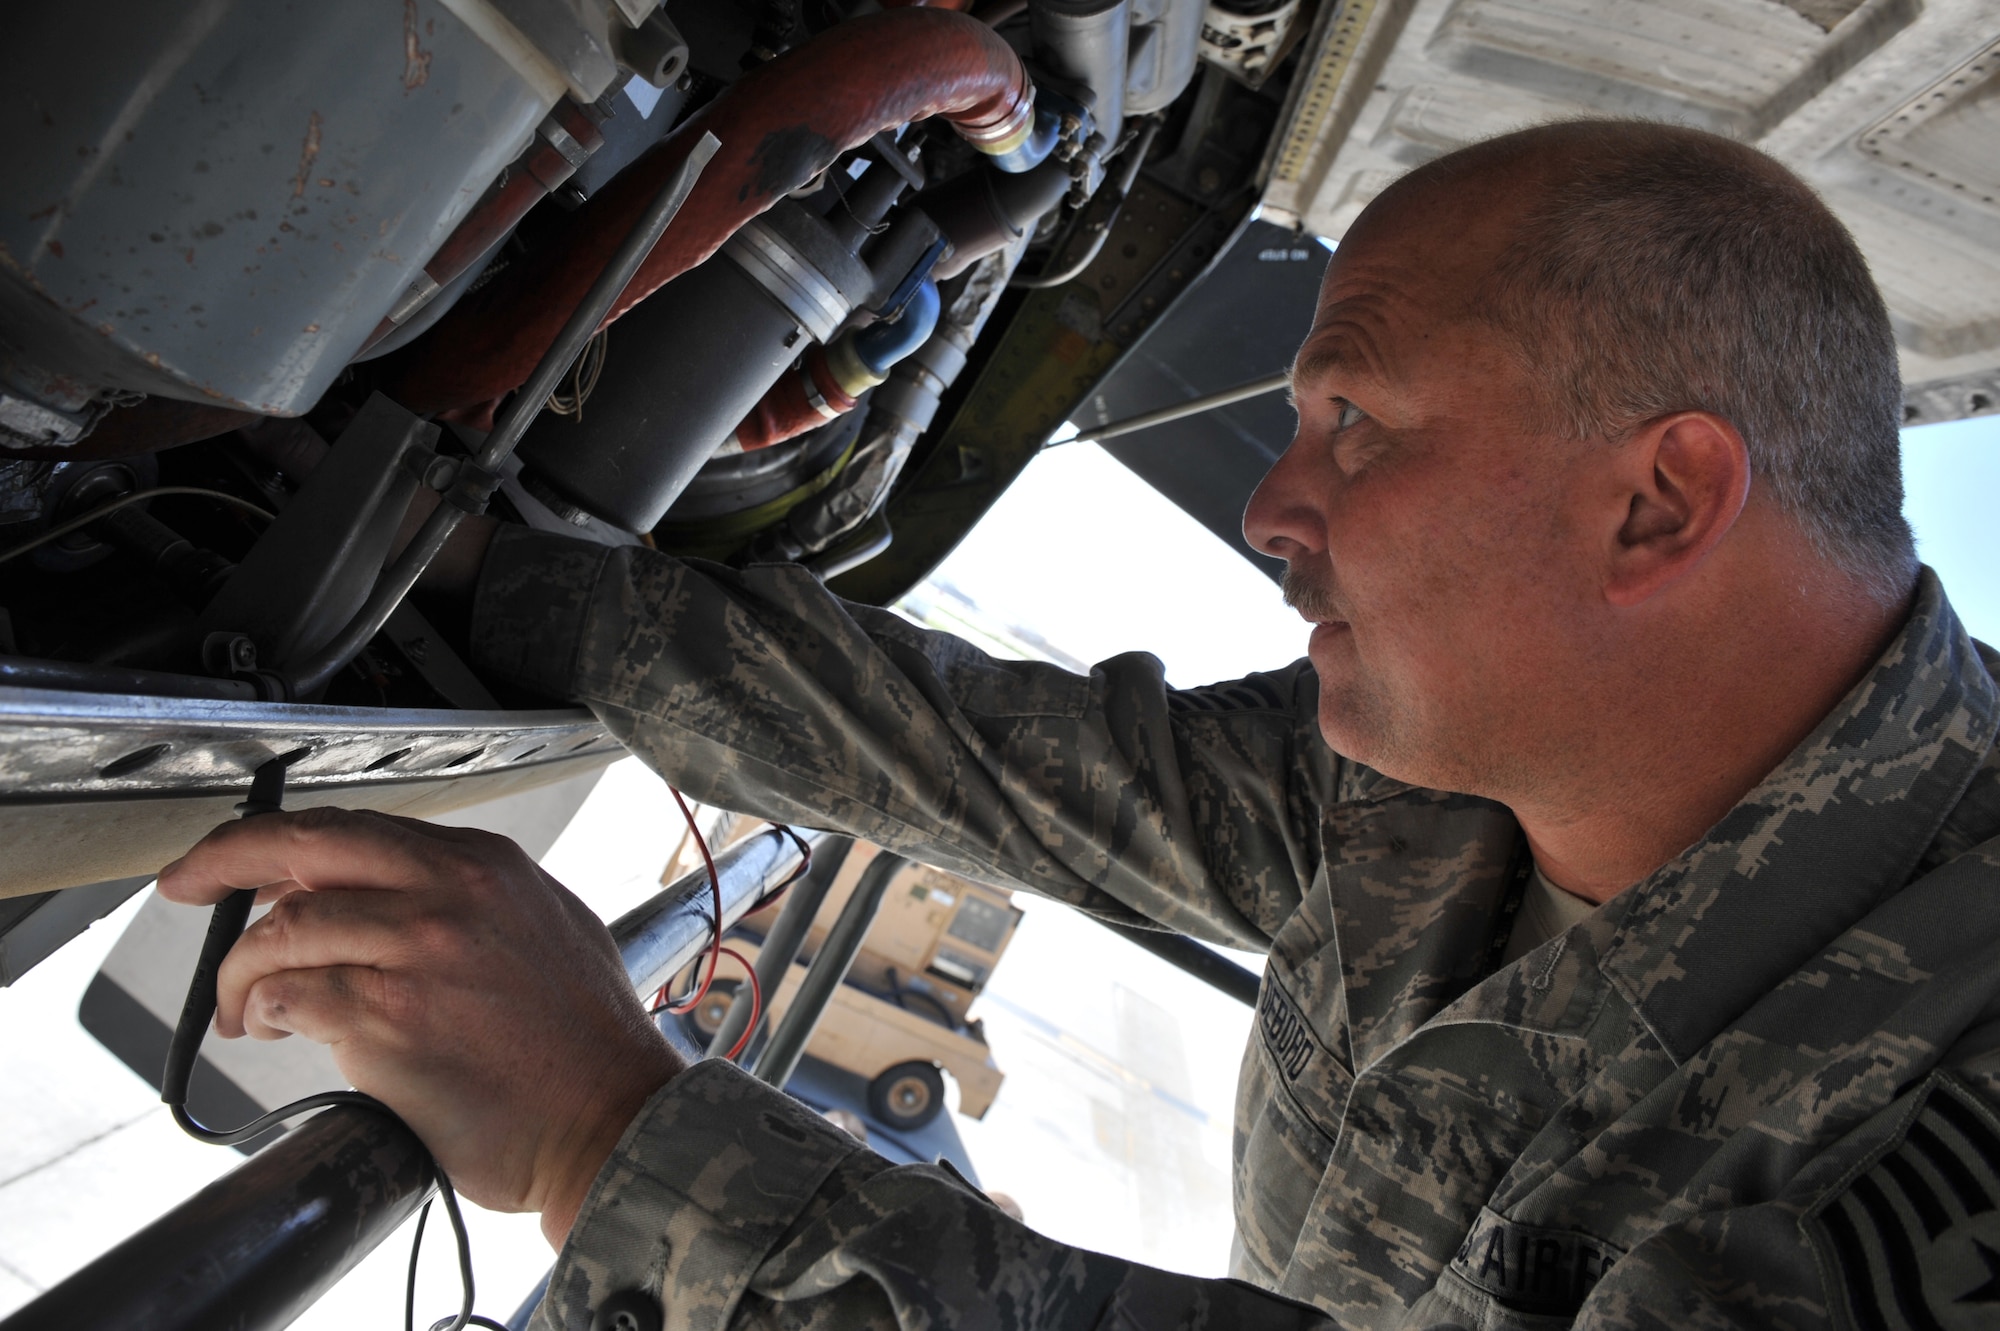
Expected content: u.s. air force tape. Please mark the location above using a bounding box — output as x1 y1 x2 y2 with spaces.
1448 1208 1625 1315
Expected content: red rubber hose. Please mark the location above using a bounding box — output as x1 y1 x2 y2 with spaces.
386 8 1032 418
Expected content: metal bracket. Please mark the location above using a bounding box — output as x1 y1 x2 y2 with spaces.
196 393 439 676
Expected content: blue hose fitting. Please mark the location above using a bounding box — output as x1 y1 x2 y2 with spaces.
983 104 1063 175
827 280 943 394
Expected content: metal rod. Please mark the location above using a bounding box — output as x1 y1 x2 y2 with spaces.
706 835 853 1061
612 822 820 997
753 850 902 1090
1053 370 1291 448
282 132 722 699
0 653 258 701
0 1106 432 1331
1090 916 1262 1006
0 814 811 1331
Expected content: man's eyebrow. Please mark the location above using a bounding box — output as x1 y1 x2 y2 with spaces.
1288 340 1355 401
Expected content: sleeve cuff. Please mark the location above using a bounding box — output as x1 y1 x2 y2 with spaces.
469 526 615 701
536 1059 865 1331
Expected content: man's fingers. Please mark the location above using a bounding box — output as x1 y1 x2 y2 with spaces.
158 807 475 906
241 964 424 1045
214 888 425 1038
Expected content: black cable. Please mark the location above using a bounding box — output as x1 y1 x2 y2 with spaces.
161 752 481 1331
406 1202 430 1331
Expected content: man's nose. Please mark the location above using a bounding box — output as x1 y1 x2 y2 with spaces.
1242 433 1326 562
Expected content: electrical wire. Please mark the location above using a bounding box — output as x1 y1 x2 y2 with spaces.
164 755 483 1331
545 329 608 419
651 796 814 1064
661 787 728 1016
0 485 276 567
716 946 764 1061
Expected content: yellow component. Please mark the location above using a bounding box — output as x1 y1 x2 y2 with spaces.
967 90 1038 160
650 431 864 559
824 335 889 398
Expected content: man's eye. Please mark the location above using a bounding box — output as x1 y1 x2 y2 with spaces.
1334 400 1367 431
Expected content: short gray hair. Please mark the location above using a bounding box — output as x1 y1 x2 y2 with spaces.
1430 122 1915 596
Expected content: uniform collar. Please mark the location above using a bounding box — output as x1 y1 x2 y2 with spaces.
1597 568 1998 1063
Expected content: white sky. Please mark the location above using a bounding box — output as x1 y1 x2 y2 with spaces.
1902 415 2000 644
926 443 1307 687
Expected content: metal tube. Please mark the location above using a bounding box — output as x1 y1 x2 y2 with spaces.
1091 916 1262 1006
0 1106 432 1331
1030 0 1131 145
1057 370 1290 447
753 850 903 1090
1009 117 1161 291
282 132 721 700
706 835 854 1060
0 653 258 701
612 822 820 997
0 817 814 1331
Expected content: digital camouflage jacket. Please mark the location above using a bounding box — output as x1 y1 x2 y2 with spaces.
471 527 2000 1331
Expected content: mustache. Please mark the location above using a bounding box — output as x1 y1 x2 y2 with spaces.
1281 563 1346 622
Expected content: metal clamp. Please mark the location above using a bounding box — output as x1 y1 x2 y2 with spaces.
722 218 854 344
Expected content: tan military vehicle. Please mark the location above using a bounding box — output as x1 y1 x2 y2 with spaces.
680 842 1022 1130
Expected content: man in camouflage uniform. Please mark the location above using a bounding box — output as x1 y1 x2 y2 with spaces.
162 120 2000 1331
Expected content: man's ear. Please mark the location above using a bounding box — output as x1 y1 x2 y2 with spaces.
1603 412 1751 608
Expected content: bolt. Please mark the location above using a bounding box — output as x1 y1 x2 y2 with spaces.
229 636 257 671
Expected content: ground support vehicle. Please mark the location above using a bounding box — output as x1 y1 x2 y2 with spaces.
680 843 1021 1128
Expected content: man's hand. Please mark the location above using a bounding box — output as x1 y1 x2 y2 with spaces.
156 807 684 1247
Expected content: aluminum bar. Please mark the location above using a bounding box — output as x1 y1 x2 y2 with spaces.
1056 371 1290 447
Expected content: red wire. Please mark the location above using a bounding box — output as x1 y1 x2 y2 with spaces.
648 793 807 1060
663 786 725 1015
717 946 763 1062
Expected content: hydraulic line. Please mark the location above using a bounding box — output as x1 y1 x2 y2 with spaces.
388 8 1048 418
1011 117 1162 290
726 280 944 452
